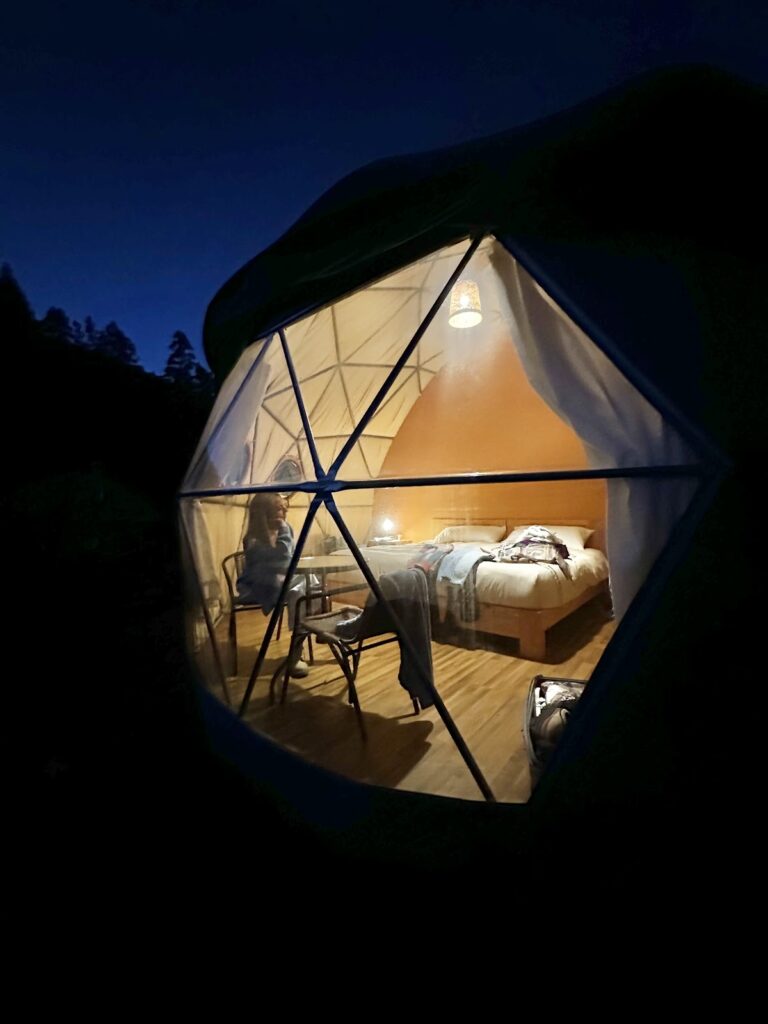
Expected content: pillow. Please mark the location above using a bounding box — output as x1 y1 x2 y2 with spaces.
504 524 594 550
433 523 506 544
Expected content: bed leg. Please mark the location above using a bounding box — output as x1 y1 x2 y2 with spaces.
519 620 546 661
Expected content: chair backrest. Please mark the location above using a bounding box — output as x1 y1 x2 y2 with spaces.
222 551 247 606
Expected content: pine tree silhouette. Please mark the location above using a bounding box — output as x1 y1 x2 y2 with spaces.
164 330 198 385
193 363 216 399
93 320 140 365
83 316 99 349
39 306 74 346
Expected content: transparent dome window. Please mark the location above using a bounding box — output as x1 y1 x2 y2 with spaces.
180 237 702 803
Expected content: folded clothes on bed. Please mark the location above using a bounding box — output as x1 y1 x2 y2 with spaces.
494 525 572 579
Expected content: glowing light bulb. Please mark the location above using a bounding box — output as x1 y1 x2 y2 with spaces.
381 518 395 533
448 279 482 328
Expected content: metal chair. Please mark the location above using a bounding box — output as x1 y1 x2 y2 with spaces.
270 585 423 739
222 551 285 676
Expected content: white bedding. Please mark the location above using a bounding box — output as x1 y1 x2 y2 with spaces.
357 541 609 611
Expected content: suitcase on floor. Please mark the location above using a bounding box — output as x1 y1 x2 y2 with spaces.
524 674 588 783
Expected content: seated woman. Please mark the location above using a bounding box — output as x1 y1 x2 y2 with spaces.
236 491 310 678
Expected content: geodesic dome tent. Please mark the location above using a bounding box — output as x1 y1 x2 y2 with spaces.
179 67 765 811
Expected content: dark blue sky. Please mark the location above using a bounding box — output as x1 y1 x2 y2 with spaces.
3 0 766 374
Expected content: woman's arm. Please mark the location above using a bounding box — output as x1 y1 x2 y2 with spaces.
273 521 295 570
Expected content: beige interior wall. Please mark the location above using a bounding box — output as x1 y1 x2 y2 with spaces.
373 334 606 543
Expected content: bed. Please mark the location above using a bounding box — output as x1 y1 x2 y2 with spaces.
336 516 610 660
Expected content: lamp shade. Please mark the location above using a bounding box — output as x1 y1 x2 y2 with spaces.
448 279 482 328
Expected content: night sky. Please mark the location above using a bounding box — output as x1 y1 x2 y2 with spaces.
3 0 766 375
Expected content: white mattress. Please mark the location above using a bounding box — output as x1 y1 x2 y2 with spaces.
357 541 609 611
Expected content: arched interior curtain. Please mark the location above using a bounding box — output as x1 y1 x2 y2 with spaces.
184 338 273 493
490 243 698 619
179 497 222 649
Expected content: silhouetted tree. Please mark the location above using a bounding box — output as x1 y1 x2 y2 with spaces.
83 315 99 349
39 306 74 346
0 263 36 344
193 363 216 400
164 330 197 385
71 320 85 346
94 320 139 365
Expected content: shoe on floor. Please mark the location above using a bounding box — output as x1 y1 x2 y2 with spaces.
289 658 310 679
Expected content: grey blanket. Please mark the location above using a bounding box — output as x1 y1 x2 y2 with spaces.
408 542 492 625
437 544 494 623
378 568 435 709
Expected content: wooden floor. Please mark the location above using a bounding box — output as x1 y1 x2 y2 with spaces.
218 600 616 804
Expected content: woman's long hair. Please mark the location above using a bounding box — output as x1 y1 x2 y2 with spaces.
244 492 286 548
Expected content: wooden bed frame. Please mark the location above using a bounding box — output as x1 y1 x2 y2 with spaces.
427 513 610 660
468 579 609 660
329 514 610 662
423 516 610 659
